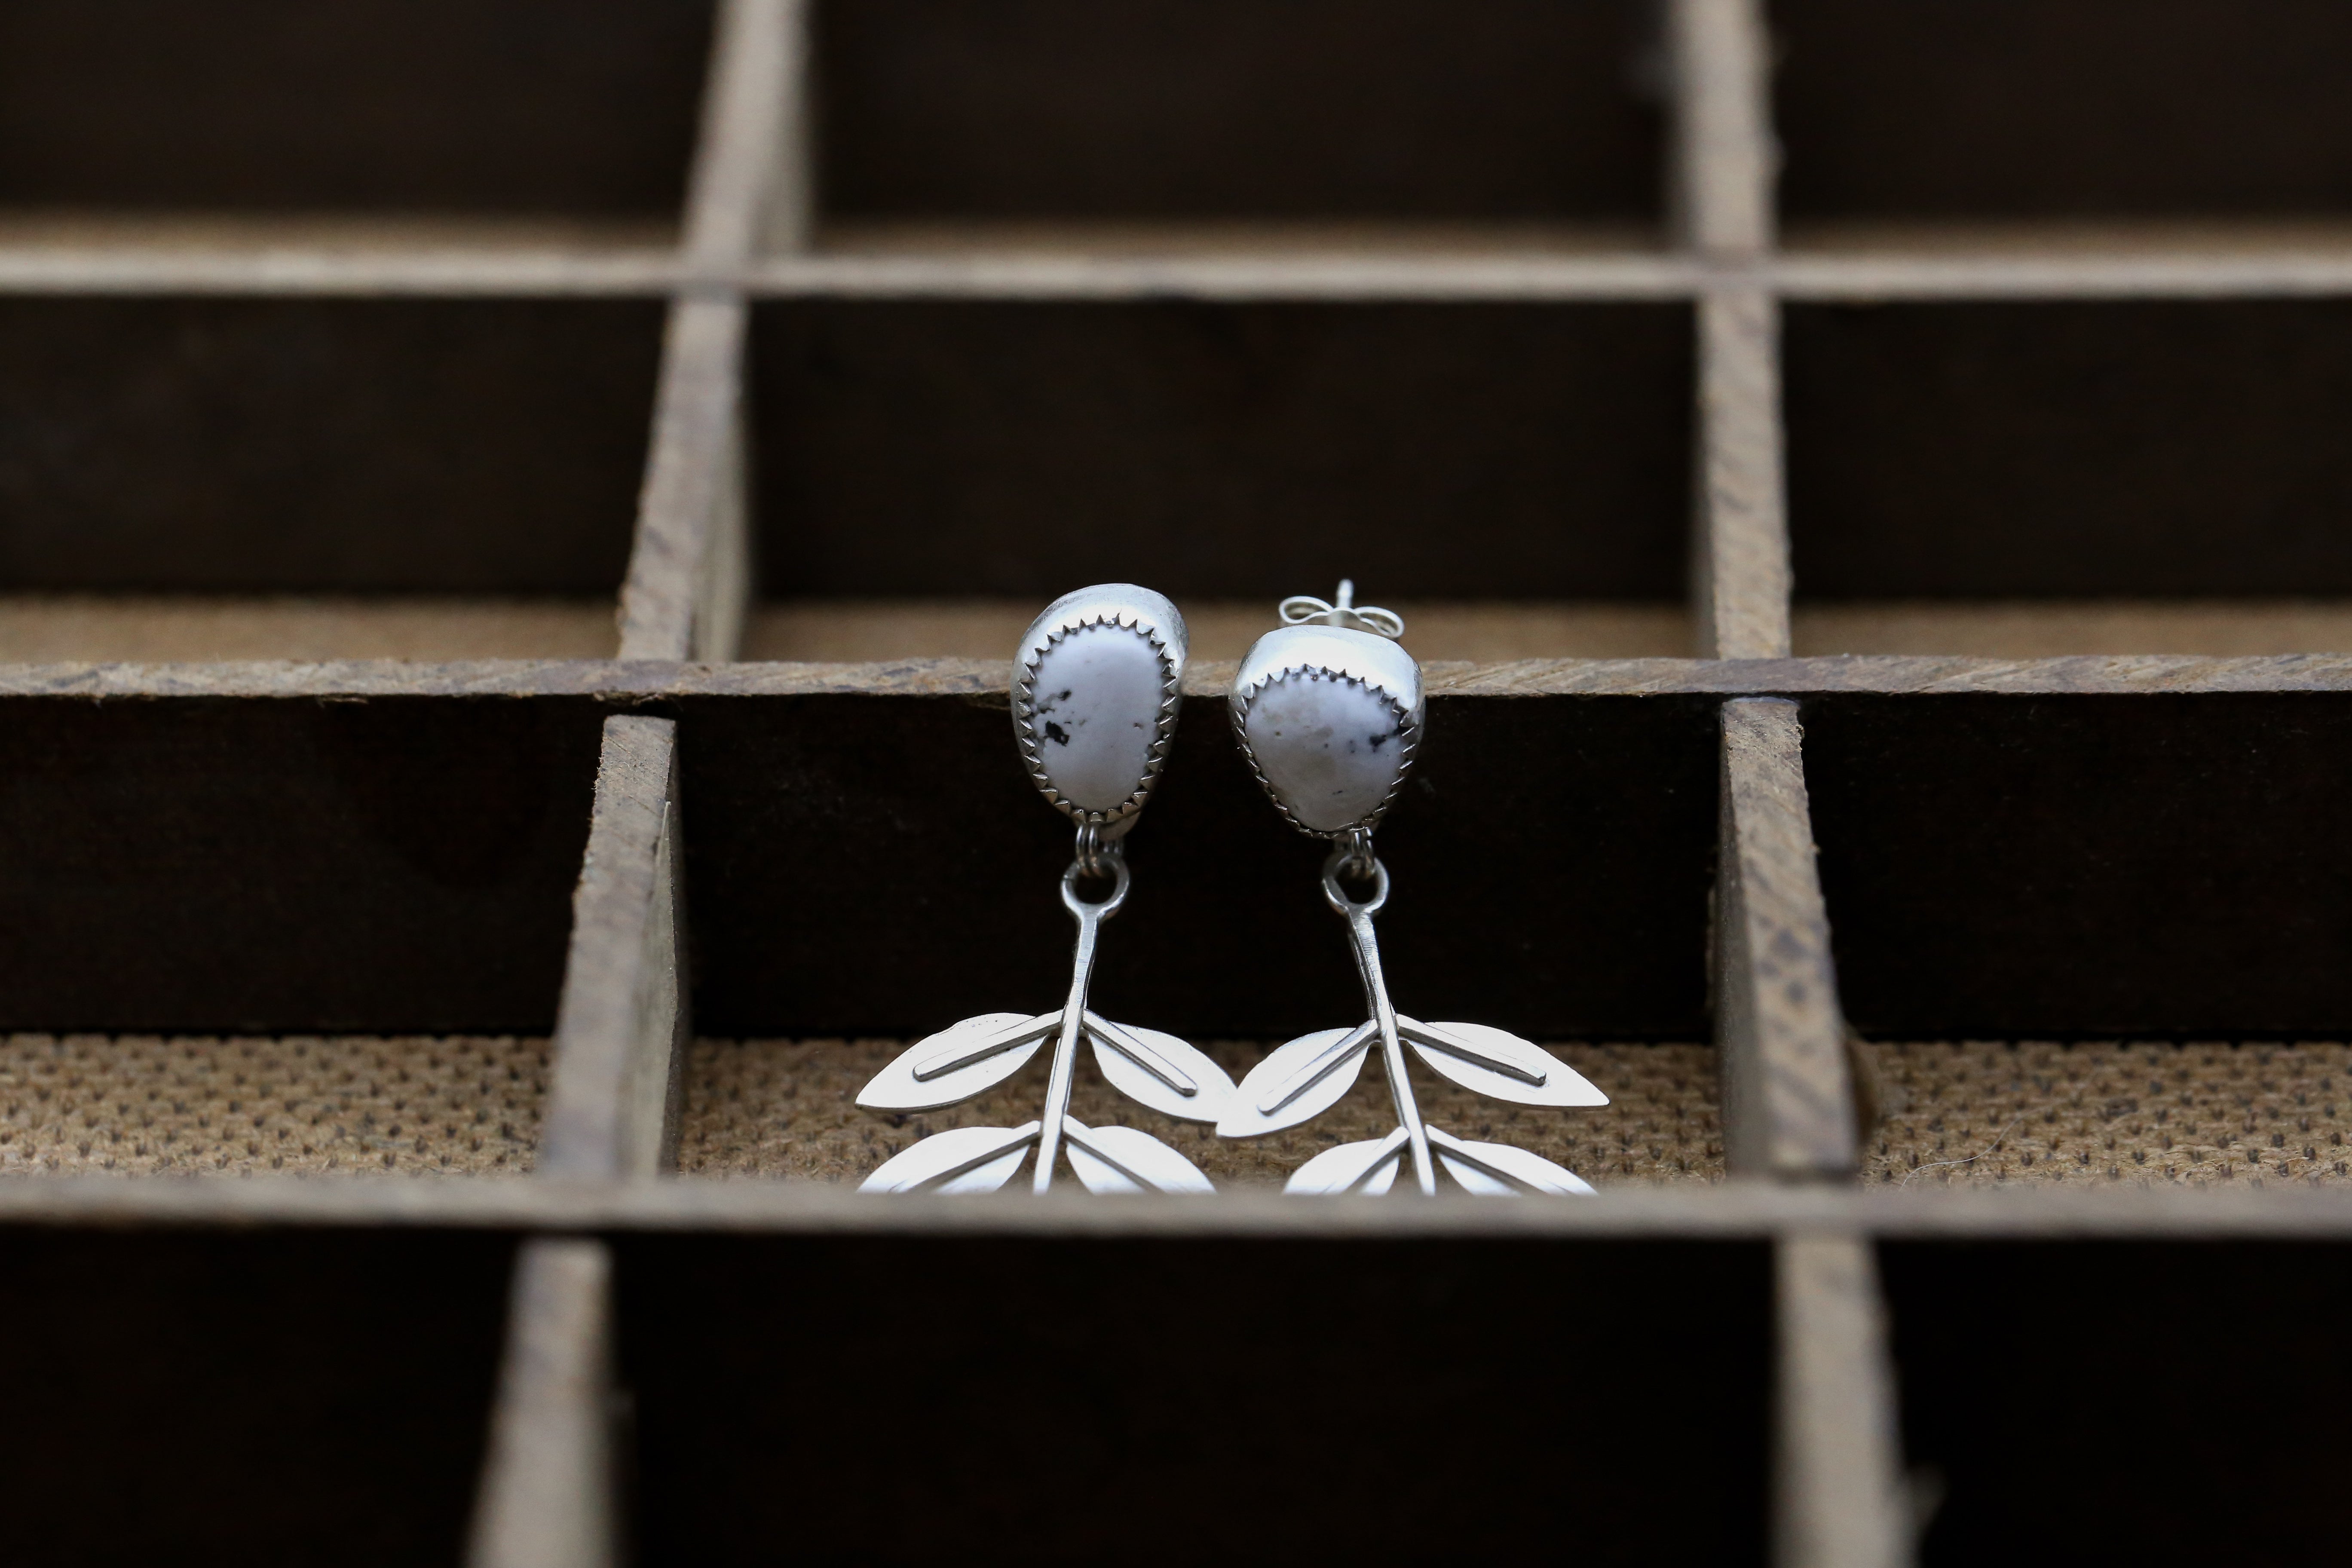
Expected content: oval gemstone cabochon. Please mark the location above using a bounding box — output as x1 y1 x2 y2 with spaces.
1028 622 1169 812
1241 673 1410 833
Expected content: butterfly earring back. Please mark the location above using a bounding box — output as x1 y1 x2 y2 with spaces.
1219 582 1608 1195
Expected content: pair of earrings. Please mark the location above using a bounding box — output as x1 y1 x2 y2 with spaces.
857 582 1607 1196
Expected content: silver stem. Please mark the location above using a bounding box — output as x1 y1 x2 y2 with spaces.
1035 857 1127 1193
1325 849 1436 1197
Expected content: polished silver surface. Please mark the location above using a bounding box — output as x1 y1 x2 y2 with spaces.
1013 583 1187 828
1230 582 1425 839
1284 1126 1412 1195
1402 1019 1607 1109
1084 1011 1237 1124
1277 579 1406 640
862 586 1217 1193
1428 1127 1598 1197
1222 848 1603 1197
1212 1025 1372 1139
1063 1120 1218 1195
856 853 1224 1194
855 1011 1058 1113
859 1121 1042 1195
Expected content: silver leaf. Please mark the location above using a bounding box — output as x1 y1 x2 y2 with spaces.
1062 1121 1216 1194
1401 1018 1609 1109
1283 1126 1410 1194
855 1011 1058 1112
1218 1023 1375 1138
858 1122 1042 1194
1085 1014 1237 1124
1427 1126 1596 1195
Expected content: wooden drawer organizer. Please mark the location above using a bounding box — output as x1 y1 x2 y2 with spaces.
6 3 2352 1564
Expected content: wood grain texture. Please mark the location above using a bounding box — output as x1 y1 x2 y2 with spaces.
741 598 1694 662
0 690 604 1032
1773 0 2352 224
1775 1235 1908 1568
683 0 802 272
0 297 662 595
810 0 1662 226
479 8 793 1552
0 595 619 662
19 651 2352 700
615 297 747 661
1718 699 1856 1180
4 1166 2352 1240
540 717 684 1179
9 239 2352 304
747 297 1692 602
466 1239 617 1568
1787 299 2352 600
1696 288 1793 656
1668 0 1776 257
0 0 713 216
0 242 686 296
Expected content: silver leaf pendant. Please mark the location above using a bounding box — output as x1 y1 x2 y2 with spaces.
854 586 1223 1193
1222 586 1608 1196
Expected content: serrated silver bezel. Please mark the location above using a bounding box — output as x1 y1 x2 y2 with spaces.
1229 625 1425 839
1012 586 1186 827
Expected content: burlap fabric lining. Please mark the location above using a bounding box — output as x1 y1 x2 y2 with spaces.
1863 1041 2352 1187
0 1035 547 1176
678 1038 1723 1187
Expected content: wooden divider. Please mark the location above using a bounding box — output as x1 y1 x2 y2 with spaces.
473 5 800 1562
1672 5 1902 1562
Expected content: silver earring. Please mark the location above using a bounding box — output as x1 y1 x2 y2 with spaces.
857 584 1236 1194
1218 582 1608 1195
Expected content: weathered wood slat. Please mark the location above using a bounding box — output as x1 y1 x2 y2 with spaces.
683 0 805 273
615 296 748 661
467 1239 618 1568
479 4 793 1558
1775 1234 1909 1568
0 1171 2347 1241
1669 0 1776 257
540 716 687 1179
20 651 2352 700
1718 700 1856 1180
1695 288 1793 658
5 244 2351 304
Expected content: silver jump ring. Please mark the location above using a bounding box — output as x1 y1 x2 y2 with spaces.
1073 822 1124 879
1063 854 1132 918
1321 843 1389 918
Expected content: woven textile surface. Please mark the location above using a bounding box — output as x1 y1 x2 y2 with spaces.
0 1034 547 1176
1864 1040 2352 1187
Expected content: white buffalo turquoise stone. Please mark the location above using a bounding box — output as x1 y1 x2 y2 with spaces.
1027 622 1168 812
1242 673 1409 832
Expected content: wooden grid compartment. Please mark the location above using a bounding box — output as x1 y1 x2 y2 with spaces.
0 0 713 223
1773 0 2352 227
5 4 2352 1565
0 295 663 660
810 0 1667 237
